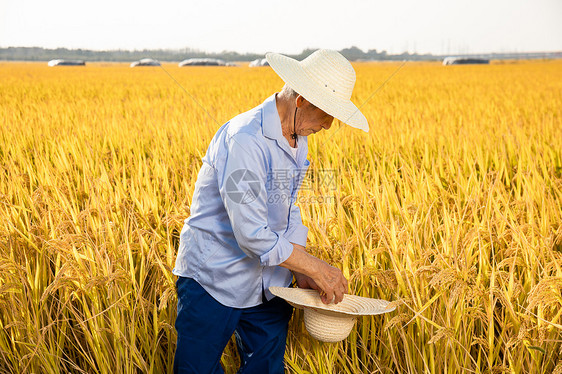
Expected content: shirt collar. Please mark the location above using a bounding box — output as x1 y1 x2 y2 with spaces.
261 93 284 142
261 93 308 164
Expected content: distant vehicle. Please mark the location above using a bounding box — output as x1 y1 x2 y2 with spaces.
249 58 269 67
47 59 85 66
130 58 161 67
178 58 226 66
443 57 489 65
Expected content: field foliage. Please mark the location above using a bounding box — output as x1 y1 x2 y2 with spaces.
1 60 561 373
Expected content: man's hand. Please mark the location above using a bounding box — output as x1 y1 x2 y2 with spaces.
281 245 348 304
308 259 348 304
294 272 320 291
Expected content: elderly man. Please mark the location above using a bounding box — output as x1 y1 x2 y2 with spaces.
172 49 369 374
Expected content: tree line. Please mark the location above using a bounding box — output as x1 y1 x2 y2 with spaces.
0 46 434 62
0 45 558 62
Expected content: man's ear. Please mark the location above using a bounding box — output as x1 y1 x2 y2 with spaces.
295 95 305 108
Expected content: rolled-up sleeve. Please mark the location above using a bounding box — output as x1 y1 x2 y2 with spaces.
284 204 308 247
216 132 294 267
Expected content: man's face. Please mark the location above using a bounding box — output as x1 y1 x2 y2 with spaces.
295 98 334 136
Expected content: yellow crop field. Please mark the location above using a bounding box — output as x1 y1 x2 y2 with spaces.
1 60 561 373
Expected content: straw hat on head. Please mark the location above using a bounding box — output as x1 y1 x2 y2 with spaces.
269 287 395 343
265 49 369 132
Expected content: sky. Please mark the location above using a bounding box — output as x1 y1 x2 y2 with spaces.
1 0 561 55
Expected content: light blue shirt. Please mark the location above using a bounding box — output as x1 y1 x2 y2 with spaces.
173 94 310 308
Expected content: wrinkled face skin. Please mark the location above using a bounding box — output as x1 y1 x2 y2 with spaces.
294 96 334 136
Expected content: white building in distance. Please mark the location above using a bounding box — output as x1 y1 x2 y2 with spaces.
130 58 161 67
48 59 85 66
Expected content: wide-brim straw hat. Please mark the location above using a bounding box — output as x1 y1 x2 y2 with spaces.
265 49 369 132
269 287 395 343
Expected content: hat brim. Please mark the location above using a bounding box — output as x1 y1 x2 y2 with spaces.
269 287 395 317
265 52 369 133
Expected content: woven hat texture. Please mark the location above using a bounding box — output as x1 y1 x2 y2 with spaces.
269 287 395 342
265 49 369 132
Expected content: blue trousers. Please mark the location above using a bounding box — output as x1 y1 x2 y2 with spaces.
173 277 293 374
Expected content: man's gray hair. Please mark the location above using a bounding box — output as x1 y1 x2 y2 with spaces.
281 84 299 98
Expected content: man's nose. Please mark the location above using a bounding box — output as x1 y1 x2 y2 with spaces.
322 120 333 130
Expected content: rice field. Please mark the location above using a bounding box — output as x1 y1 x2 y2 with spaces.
0 59 561 373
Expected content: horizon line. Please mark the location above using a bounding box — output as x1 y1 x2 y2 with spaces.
1 45 561 57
